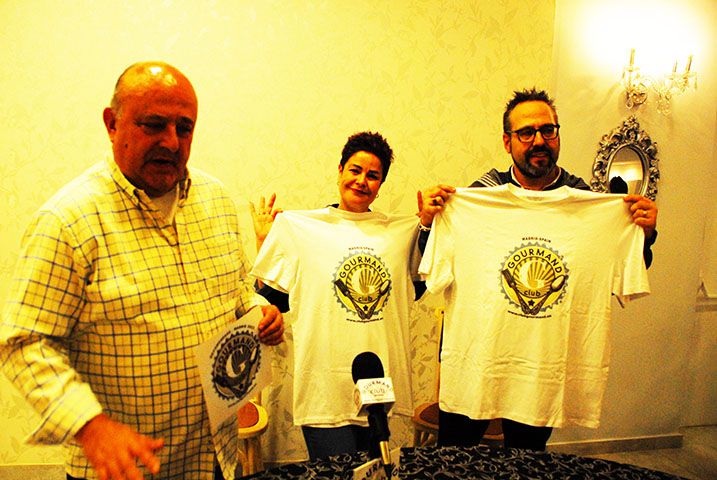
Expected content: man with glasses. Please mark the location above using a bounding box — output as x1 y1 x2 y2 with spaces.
418 88 657 451
473 88 657 265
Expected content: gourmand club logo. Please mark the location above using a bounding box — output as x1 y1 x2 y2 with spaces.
211 327 261 400
500 243 569 316
333 251 392 322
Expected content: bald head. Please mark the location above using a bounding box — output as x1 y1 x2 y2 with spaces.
103 61 198 197
110 61 197 116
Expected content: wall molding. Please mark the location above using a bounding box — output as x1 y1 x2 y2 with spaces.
0 463 64 479
548 432 683 456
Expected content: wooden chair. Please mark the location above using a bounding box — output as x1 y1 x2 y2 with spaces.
237 397 269 475
412 307 504 447
412 400 440 446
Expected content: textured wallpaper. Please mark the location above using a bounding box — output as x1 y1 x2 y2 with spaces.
0 0 554 466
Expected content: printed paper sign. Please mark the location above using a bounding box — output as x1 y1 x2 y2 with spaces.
352 447 401 480
195 307 272 435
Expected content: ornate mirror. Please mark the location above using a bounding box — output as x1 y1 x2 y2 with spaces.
590 116 659 200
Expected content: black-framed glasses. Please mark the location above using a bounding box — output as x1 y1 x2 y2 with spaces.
506 124 560 143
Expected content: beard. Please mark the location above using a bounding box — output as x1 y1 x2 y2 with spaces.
513 146 558 179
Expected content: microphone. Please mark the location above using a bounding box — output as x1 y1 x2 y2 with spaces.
352 352 395 475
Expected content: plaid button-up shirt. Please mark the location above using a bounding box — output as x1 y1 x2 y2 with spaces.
1 158 264 479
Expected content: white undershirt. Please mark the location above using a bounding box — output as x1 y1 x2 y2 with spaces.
152 185 180 224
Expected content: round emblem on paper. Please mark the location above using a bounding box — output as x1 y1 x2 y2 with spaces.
211 327 261 400
333 251 392 322
500 243 569 316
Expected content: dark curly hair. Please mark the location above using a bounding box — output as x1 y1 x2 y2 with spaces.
503 88 557 133
340 131 394 182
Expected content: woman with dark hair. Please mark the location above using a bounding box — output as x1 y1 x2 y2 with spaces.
250 131 435 460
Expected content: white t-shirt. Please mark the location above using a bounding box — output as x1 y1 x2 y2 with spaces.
251 207 420 426
419 185 650 428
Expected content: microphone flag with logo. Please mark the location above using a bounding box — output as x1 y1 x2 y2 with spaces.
351 352 395 474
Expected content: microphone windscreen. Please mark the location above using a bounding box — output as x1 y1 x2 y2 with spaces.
352 352 384 383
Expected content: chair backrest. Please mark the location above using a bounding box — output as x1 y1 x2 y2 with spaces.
237 396 268 438
237 396 269 475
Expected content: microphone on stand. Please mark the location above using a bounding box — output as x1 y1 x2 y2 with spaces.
351 352 395 477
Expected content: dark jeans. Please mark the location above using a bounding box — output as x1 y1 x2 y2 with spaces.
438 409 553 451
301 424 371 460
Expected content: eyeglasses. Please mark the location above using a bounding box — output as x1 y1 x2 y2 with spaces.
506 124 560 143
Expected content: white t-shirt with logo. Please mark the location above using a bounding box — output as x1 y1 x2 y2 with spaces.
419 185 650 428
251 207 420 426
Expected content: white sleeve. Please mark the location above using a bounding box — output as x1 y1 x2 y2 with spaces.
250 214 298 294
418 211 455 294
613 223 650 303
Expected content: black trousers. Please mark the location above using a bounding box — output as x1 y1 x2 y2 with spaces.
438 409 553 451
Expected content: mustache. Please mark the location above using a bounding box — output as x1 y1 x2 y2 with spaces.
527 145 552 157
145 147 180 162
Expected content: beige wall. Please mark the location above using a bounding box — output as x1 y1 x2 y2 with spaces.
0 0 714 467
549 0 717 443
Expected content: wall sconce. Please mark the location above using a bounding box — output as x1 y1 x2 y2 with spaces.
621 48 697 115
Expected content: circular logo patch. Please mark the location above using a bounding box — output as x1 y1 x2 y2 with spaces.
500 243 569 316
333 252 392 322
211 328 261 400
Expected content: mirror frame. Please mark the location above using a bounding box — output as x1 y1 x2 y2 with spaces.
590 115 660 200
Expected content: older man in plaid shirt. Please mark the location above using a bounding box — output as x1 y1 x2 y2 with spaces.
0 62 284 480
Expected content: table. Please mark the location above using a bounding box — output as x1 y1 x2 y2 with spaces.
242 445 686 479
